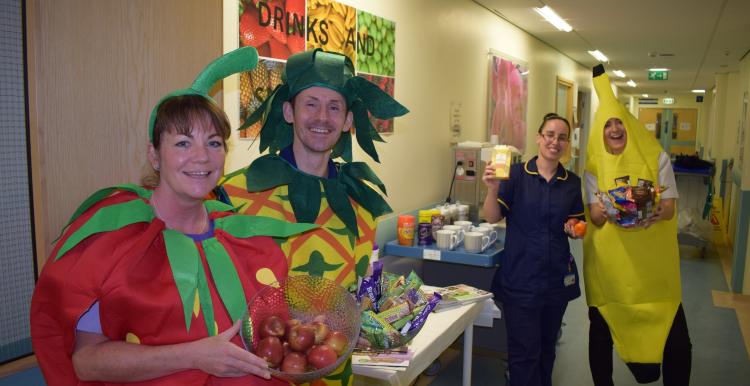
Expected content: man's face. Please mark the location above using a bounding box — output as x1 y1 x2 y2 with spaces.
283 86 353 158
603 117 627 155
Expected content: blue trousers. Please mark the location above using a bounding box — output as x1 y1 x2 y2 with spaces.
504 300 568 386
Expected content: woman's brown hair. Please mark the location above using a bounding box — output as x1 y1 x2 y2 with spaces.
538 112 571 136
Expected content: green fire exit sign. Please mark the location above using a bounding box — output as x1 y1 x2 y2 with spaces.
648 70 669 80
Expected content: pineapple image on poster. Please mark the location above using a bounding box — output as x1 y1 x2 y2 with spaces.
306 0 356 64
239 59 285 139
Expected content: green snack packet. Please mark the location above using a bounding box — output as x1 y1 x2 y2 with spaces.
404 270 423 291
360 310 401 349
376 300 411 324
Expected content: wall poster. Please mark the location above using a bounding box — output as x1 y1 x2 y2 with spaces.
487 51 528 152
237 0 398 138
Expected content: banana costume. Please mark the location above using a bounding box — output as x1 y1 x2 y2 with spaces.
583 65 682 365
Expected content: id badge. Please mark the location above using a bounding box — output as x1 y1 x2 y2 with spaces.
564 274 576 287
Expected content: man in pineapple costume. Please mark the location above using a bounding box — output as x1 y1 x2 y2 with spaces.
583 64 692 385
220 49 408 386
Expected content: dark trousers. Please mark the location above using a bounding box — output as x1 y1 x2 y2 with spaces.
504 301 568 386
588 305 692 385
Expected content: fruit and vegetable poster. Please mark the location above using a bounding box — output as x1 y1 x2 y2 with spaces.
488 52 528 151
238 0 399 138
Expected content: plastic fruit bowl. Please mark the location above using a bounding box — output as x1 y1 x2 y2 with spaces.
240 275 360 383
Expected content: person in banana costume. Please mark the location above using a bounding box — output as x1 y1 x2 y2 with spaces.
583 64 692 385
218 48 408 386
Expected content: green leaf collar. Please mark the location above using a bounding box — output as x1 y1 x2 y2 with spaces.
243 154 392 236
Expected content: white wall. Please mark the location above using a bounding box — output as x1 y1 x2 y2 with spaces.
222 0 593 218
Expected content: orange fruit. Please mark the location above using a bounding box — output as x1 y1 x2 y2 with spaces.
574 221 587 237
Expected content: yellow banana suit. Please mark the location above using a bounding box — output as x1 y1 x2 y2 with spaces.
583 66 682 366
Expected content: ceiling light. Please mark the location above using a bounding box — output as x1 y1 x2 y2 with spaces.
533 6 573 32
612 70 626 78
692 89 705 93
588 50 609 62
627 80 637 87
642 94 649 97
648 68 670 72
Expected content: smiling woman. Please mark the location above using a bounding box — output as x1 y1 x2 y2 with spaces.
481 112 584 385
29 47 317 386
146 95 230 234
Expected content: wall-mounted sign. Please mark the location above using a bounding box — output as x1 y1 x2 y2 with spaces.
662 97 675 105
237 0 399 137
648 70 668 80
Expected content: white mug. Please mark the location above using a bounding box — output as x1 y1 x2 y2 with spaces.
471 226 497 246
464 231 490 253
478 222 505 244
453 220 473 233
441 225 465 244
435 229 459 250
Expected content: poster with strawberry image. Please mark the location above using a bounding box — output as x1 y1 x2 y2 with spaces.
357 74 396 134
239 0 305 59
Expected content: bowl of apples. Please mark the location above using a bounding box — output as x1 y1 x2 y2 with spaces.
240 275 360 383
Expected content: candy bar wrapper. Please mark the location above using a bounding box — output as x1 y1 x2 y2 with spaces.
379 295 407 312
377 300 412 324
358 277 380 313
405 288 425 311
391 313 413 331
401 292 442 335
372 260 383 300
358 260 383 310
595 192 621 220
380 272 406 299
361 310 401 349
392 304 426 330
404 270 423 292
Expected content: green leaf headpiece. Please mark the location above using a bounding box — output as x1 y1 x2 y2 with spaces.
240 49 409 163
148 46 260 143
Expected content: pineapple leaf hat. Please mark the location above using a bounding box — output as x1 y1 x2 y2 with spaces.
239 48 409 163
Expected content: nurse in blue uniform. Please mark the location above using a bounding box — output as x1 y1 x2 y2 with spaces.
482 113 584 386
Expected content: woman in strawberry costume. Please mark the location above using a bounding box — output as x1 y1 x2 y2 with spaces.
30 47 315 386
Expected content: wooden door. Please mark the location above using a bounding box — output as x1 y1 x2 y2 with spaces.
638 107 698 156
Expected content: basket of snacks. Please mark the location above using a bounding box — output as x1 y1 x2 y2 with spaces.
356 261 441 350
596 176 667 228
240 275 360 383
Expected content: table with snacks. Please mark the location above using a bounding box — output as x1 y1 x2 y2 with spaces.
381 222 507 355
352 296 485 386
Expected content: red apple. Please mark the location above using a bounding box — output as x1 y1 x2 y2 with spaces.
256 336 283 368
259 315 285 338
307 344 338 369
310 321 330 344
284 318 301 340
280 352 307 374
288 324 315 352
324 330 349 356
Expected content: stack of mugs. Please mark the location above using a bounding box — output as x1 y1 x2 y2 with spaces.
436 221 499 253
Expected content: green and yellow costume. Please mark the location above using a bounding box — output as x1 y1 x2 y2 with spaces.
221 49 408 386
583 65 682 365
